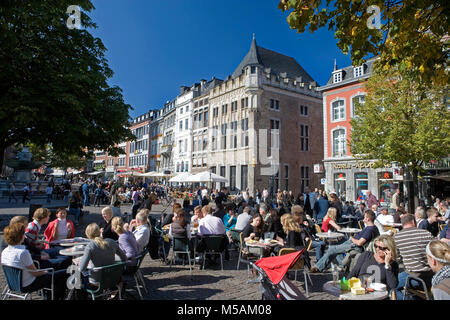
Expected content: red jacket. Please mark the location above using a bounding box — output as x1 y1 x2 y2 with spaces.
44 219 75 249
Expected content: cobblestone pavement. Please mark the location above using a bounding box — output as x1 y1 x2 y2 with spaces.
0 201 337 301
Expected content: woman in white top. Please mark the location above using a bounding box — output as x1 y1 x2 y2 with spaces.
1 223 68 300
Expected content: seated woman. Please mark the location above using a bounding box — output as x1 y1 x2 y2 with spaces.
1 223 69 300
294 211 326 261
79 223 126 289
280 214 304 250
223 206 237 242
348 234 399 292
266 208 283 239
321 207 342 233
426 240 450 300
242 213 265 242
169 209 191 239
111 217 139 267
44 208 75 249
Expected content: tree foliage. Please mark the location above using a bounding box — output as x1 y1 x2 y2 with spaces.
278 0 449 86
349 61 450 174
0 0 134 170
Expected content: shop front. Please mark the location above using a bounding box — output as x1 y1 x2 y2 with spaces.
324 159 403 204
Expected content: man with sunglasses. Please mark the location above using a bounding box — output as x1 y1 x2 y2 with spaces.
394 214 434 300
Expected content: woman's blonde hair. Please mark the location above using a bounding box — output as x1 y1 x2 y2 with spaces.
85 223 109 249
324 207 337 221
111 216 125 235
281 214 301 234
374 234 398 261
9 215 28 226
427 240 450 264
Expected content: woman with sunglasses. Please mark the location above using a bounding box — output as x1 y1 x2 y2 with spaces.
348 235 399 292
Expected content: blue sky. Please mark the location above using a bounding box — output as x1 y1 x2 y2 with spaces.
88 0 352 118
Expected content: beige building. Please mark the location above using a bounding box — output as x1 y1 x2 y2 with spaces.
207 37 323 197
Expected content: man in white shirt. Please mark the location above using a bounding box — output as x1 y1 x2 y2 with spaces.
197 205 229 262
201 187 208 200
198 205 226 236
235 207 252 231
376 207 394 226
130 211 150 253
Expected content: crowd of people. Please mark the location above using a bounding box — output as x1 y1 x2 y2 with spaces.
1 178 450 300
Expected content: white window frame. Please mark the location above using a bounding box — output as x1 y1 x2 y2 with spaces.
350 92 366 118
353 66 364 78
331 127 347 158
332 71 342 83
330 98 346 123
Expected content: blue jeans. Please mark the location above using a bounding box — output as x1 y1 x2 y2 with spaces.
68 207 81 222
83 192 90 206
315 239 357 271
311 240 326 261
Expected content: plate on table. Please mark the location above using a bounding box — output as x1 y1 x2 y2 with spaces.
369 283 386 292
270 240 278 244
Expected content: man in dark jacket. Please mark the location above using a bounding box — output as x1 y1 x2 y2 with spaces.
314 195 329 223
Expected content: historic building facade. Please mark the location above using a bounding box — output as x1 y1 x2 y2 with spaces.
318 58 403 204
207 38 323 197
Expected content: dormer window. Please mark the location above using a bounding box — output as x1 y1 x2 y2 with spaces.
353 66 364 78
333 71 342 83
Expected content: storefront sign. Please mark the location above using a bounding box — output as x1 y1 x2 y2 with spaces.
314 164 324 173
424 157 450 169
333 161 392 170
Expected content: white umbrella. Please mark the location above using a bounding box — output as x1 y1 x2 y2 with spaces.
136 171 157 177
87 171 104 176
169 172 194 183
187 171 228 183
151 172 172 177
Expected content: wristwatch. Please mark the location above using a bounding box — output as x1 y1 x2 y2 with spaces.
384 264 390 270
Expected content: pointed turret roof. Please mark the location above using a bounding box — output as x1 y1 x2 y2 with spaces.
231 35 316 84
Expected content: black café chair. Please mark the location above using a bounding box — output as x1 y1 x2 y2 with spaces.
201 236 225 271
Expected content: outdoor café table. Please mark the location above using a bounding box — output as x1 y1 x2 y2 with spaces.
50 237 91 247
245 240 280 258
337 227 361 239
322 281 389 300
315 232 344 244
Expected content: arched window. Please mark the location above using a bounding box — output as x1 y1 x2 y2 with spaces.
331 99 345 122
351 94 365 118
332 128 347 157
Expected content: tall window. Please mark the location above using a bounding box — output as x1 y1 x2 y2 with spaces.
300 105 309 116
230 121 238 148
269 119 280 155
179 121 183 130
185 119 189 130
270 99 280 110
331 99 345 121
222 104 228 115
351 94 365 118
203 111 208 127
241 118 249 147
300 166 309 193
241 97 249 108
231 101 238 112
211 125 218 151
241 165 248 191
332 129 347 157
300 124 309 151
221 123 227 150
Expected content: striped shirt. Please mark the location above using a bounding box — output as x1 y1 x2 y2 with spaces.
25 220 41 248
394 227 434 273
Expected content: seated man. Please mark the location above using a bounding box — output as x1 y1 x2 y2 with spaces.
311 210 379 273
418 207 440 237
197 205 229 261
394 214 435 300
